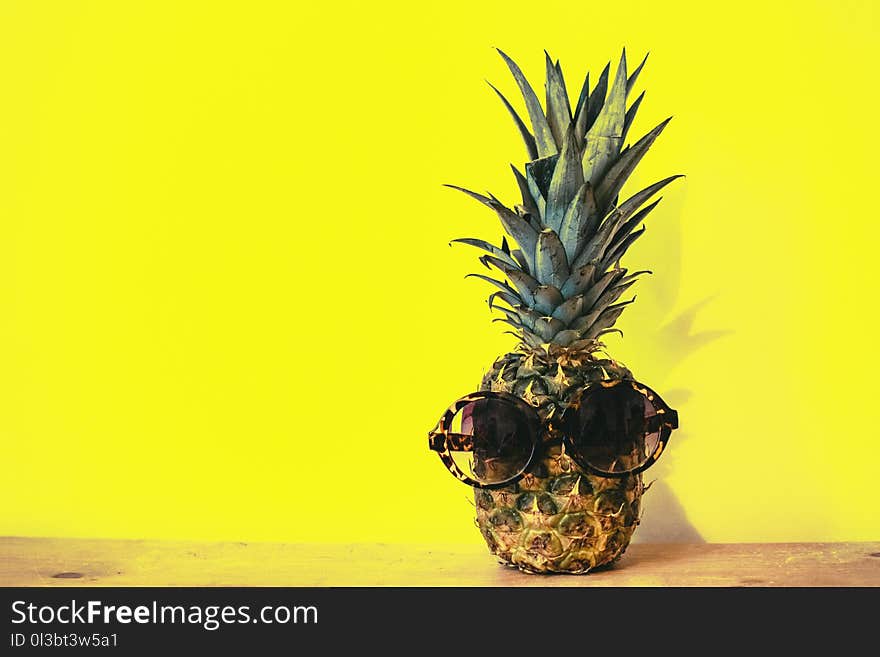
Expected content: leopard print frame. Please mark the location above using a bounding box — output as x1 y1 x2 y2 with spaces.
428 381 679 488
427 391 541 490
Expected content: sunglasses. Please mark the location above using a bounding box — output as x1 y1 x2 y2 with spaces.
428 379 678 489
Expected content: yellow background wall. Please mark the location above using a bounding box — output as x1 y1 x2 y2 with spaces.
1 1 877 544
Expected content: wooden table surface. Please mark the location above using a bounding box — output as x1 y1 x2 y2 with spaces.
2 538 878 587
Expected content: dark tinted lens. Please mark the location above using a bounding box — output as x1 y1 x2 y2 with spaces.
450 397 535 484
566 384 661 474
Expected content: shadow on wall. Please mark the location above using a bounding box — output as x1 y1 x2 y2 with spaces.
628 189 732 544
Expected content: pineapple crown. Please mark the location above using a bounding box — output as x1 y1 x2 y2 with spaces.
449 48 682 351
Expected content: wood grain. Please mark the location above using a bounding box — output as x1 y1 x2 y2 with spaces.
1 538 878 587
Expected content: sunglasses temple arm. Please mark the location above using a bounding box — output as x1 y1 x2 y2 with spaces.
428 432 475 452
645 411 678 433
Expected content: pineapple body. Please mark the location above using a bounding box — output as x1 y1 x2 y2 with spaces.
474 347 644 573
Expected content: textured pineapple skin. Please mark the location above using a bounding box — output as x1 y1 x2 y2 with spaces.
474 347 645 574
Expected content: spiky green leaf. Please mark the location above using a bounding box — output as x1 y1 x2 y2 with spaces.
597 175 680 263
533 285 564 314
525 154 559 202
560 263 596 297
553 329 581 347
491 201 539 270
571 210 618 268
618 269 652 286
510 248 530 274
488 82 538 161
558 181 599 263
573 72 590 143
534 315 566 340
525 167 547 221
595 117 673 210
596 328 624 340
480 254 518 275
516 306 545 330
590 279 637 316
581 62 610 139
545 51 571 148
554 59 568 103
496 49 557 157
465 273 523 302
621 90 644 145
450 238 519 269
581 299 634 340
488 290 521 309
617 175 682 218
513 308 538 332
534 229 570 288
551 295 584 325
571 309 600 333
583 50 628 185
626 52 649 96
602 226 645 269
505 269 541 303
580 269 625 313
444 184 493 207
494 305 523 324
520 330 545 348
445 184 539 270
545 124 584 232
493 317 528 332
575 173 680 267
606 197 661 256
510 165 541 220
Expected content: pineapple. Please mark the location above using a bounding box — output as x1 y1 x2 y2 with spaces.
448 49 681 574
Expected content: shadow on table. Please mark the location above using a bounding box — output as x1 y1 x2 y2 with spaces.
635 480 704 543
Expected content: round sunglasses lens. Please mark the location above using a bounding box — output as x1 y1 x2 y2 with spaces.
449 397 535 484
566 384 661 474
